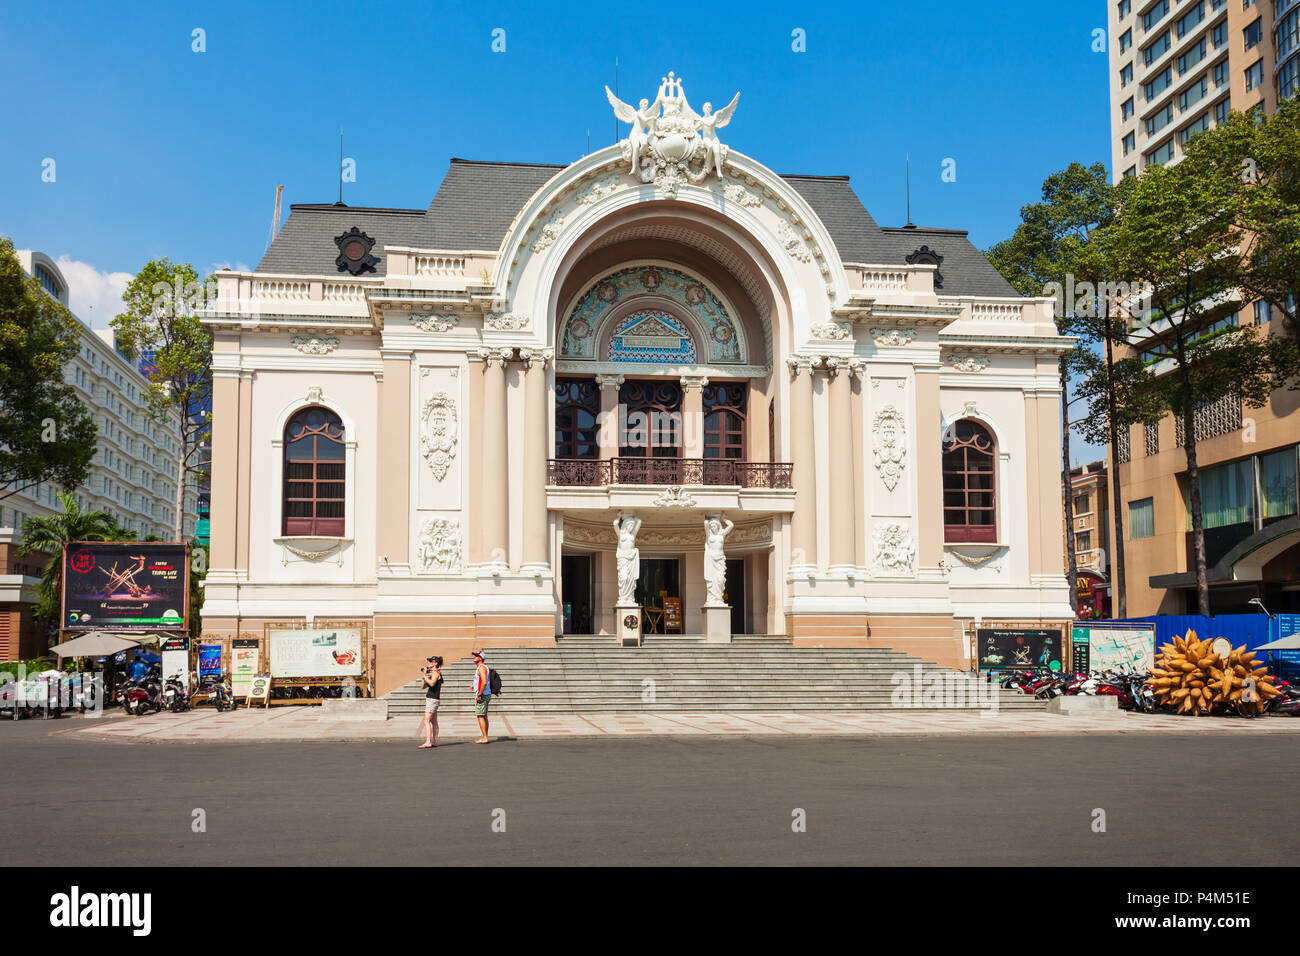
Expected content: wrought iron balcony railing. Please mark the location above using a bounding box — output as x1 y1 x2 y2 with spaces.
548 458 793 489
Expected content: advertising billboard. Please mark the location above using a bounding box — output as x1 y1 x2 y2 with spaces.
268 628 363 678
977 628 1063 671
62 542 189 631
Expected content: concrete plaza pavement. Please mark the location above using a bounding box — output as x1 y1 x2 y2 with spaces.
58 703 1300 742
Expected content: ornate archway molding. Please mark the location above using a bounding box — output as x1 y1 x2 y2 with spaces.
558 261 747 364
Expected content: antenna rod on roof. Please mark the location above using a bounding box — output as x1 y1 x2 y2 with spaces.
267 184 283 251
905 153 913 227
614 57 619 145
338 127 344 205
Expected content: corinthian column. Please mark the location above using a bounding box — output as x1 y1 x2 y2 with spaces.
827 358 856 572
595 374 623 460
521 349 553 573
788 355 817 572
480 348 509 572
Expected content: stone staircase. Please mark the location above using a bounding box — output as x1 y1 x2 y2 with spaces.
385 634 1044 716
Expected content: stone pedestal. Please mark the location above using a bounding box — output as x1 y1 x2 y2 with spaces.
1046 694 1121 716
703 604 731 644
617 603 642 647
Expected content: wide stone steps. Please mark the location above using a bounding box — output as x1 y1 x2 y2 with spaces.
387 640 1042 715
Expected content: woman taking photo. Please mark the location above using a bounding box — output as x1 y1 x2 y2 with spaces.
418 656 443 749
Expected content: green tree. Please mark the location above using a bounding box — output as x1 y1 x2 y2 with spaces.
1187 100 1300 350
111 259 213 541
1103 147 1300 616
0 238 97 501
987 162 1133 614
18 491 120 639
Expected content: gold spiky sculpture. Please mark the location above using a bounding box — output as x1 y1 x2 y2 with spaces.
1150 629 1279 716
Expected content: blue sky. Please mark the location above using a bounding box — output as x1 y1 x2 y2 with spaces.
0 0 1113 458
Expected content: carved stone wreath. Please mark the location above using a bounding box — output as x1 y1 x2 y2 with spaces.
420 392 458 481
485 311 529 331
412 313 460 333
776 220 811 262
873 522 916 576
946 354 989 373
652 487 697 508
292 335 339 355
575 176 622 205
944 547 1003 569
810 322 850 341
720 183 763 207
872 404 907 492
531 212 565 253
870 327 917 346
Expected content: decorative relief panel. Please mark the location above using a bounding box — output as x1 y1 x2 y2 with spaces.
420 392 458 481
870 327 916 346
485 311 530 331
411 313 460 333
946 354 989 373
292 335 339 355
417 517 462 573
531 211 565 253
873 522 916 575
607 309 697 364
872 405 907 492
810 322 850 341
776 219 811 263
563 520 771 548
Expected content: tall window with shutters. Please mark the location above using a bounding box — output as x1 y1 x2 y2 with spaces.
942 419 997 542
282 406 346 536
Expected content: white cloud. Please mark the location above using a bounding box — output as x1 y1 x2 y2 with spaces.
210 260 252 274
53 256 134 330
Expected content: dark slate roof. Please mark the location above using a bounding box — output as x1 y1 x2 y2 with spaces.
255 158 1020 297
779 174 901 263
879 225 1018 298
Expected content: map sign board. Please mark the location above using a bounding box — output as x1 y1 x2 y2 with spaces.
1074 624 1155 672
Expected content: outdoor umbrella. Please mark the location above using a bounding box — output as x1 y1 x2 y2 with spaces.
48 632 141 659
1252 634 1300 652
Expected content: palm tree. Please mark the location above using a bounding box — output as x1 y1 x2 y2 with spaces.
19 492 121 638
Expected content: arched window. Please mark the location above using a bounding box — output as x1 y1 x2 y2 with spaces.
703 383 746 459
619 381 681 459
942 419 996 542
283 406 346 536
554 378 600 459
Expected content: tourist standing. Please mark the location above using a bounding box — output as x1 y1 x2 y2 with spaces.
418 656 442 749
471 650 491 744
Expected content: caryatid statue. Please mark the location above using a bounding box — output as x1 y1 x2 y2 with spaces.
702 515 735 606
613 514 643 605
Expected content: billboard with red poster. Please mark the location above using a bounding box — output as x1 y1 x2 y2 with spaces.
61 542 190 631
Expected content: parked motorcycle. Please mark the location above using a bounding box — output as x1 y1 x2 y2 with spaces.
123 666 163 716
195 673 237 712
163 673 190 713
1265 680 1300 716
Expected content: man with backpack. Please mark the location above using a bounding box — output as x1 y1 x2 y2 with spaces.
472 650 492 744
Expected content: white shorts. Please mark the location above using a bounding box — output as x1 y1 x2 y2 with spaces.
424 698 440 714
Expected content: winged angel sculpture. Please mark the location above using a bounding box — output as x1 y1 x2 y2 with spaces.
606 72 740 195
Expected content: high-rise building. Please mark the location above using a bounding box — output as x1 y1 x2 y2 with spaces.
1106 0 1288 184
1103 4 1300 617
0 251 197 659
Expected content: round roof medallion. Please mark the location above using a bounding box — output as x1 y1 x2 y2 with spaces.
334 226 379 275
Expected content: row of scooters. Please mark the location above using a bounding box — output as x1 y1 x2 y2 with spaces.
118 664 237 716
997 667 1300 716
